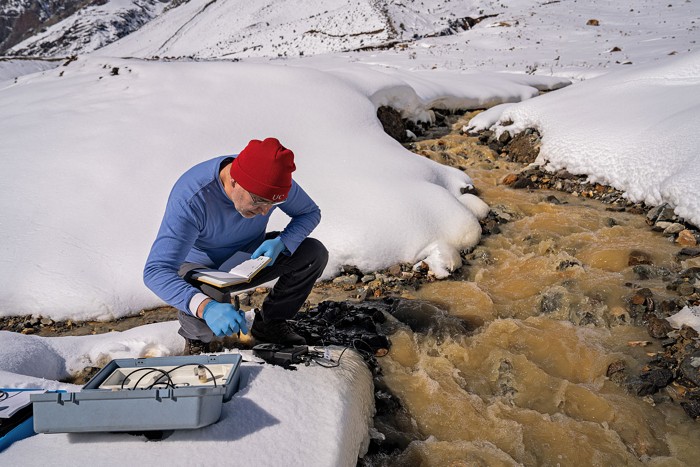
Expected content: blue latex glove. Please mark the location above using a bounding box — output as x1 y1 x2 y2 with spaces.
251 237 286 266
202 301 248 337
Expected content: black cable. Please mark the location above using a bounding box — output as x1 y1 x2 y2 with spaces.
148 363 218 389
134 369 174 389
119 363 222 390
351 338 376 358
310 345 350 368
0 389 8 401
310 337 388 369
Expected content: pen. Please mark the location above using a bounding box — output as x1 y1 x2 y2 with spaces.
234 295 241 339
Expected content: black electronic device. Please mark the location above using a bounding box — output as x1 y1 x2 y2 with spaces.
252 343 309 367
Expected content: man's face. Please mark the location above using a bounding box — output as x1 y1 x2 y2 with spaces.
230 181 275 218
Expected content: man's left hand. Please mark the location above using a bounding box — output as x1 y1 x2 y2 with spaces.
252 237 286 266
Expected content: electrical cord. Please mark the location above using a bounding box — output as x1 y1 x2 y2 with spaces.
0 389 8 402
147 364 217 389
119 364 218 390
307 338 385 368
120 368 174 390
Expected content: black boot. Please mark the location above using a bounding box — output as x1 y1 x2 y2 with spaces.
183 338 211 355
251 310 306 346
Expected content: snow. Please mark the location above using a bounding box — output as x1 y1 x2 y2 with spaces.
2 0 700 463
0 58 61 81
667 306 700 334
95 0 700 80
469 51 700 227
0 317 374 466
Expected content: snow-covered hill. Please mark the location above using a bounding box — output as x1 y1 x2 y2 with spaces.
95 0 498 59
0 0 84 53
4 0 516 60
4 0 698 81
5 0 174 57
98 0 700 80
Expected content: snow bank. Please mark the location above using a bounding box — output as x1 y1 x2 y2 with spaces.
0 59 61 81
471 52 700 226
0 57 494 319
0 321 374 466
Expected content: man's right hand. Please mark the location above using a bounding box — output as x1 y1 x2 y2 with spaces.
202 301 248 337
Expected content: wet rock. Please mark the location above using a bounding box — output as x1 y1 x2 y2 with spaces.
681 400 700 419
628 250 653 266
389 300 472 336
607 360 626 377
544 195 562 205
512 175 535 189
361 274 376 283
677 282 696 296
496 359 517 401
341 265 363 276
629 288 653 305
501 173 518 186
678 248 700 259
478 130 494 143
641 367 673 392
460 185 479 195
606 360 630 385
659 299 682 316
557 260 581 271
497 131 511 145
387 264 402 277
333 274 359 286
677 230 698 247
627 377 657 396
681 267 700 282
632 264 671 280
679 351 700 387
587 19 600 26
663 223 686 235
610 306 632 325
377 106 406 143
503 130 541 164
679 325 699 340
653 221 673 232
294 301 390 364
646 204 676 225
539 289 565 314
40 318 54 326
647 315 673 339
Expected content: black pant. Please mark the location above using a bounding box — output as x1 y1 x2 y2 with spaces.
177 236 328 343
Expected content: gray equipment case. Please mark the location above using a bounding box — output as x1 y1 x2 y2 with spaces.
31 353 242 433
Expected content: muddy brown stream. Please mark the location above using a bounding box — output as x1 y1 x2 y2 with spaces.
372 113 700 466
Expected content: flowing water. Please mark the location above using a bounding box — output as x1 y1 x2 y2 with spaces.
371 113 700 466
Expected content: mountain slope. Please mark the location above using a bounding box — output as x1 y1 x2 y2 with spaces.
94 0 493 59
5 0 173 57
0 0 87 54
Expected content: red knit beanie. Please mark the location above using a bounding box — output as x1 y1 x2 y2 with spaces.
230 138 296 202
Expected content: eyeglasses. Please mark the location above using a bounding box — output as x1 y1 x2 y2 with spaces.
248 191 286 207
232 180 286 207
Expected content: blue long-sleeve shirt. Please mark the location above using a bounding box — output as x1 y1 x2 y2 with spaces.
143 155 321 314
